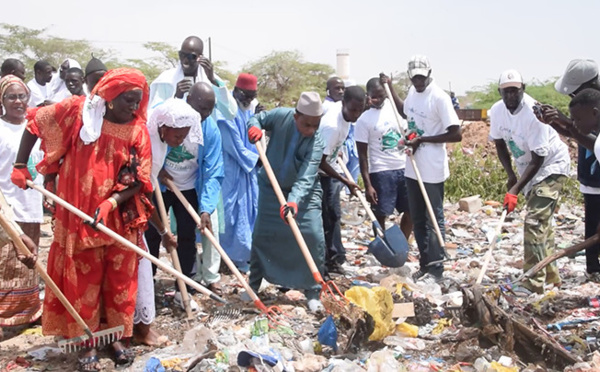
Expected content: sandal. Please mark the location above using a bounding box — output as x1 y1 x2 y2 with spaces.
207 281 223 296
77 355 101 372
112 343 135 368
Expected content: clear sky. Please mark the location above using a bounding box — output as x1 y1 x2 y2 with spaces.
1 0 597 95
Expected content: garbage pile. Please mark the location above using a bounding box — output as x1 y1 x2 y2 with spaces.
2 195 600 372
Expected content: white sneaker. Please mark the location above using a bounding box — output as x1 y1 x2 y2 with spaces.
307 298 324 313
174 292 199 312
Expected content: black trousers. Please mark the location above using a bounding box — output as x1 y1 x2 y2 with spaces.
320 176 346 265
584 193 600 273
145 188 199 291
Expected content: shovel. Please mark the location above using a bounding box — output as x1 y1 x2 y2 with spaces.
383 82 448 258
254 141 347 310
336 158 408 267
26 181 227 306
0 210 123 353
152 178 194 319
163 179 288 327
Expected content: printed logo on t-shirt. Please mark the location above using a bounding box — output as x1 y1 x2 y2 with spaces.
381 128 401 151
407 117 425 136
508 140 525 159
167 145 195 163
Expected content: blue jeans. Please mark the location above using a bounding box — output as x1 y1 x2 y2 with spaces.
406 178 445 276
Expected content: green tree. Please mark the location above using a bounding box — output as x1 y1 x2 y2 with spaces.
0 23 112 81
243 50 334 108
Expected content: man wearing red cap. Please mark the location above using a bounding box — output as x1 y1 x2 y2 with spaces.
216 73 260 272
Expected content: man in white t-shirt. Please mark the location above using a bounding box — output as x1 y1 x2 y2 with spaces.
402 56 462 282
536 59 600 282
318 86 363 274
322 77 345 115
355 75 413 253
26 60 53 108
490 69 570 294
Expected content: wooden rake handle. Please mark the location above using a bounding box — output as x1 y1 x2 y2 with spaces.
476 208 507 285
0 212 94 339
152 178 194 319
383 82 446 249
26 181 227 304
163 179 265 306
254 141 324 285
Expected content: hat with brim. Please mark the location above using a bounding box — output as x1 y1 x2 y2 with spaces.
555 59 599 95
498 69 523 89
408 55 431 78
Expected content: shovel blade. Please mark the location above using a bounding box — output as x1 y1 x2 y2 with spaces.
367 225 408 267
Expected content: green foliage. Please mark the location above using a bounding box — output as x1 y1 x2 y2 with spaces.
446 145 508 203
0 23 111 81
213 61 237 87
465 79 571 115
391 71 411 99
446 145 581 206
242 50 334 108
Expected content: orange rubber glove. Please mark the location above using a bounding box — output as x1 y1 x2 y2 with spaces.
279 202 298 223
503 193 518 213
248 126 263 144
11 167 32 190
91 199 114 227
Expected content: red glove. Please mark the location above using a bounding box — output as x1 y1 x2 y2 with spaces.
11 167 32 190
91 199 115 227
279 202 298 223
248 126 263 144
503 193 518 213
406 131 418 141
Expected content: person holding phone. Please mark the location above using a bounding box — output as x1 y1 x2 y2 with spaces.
149 35 237 121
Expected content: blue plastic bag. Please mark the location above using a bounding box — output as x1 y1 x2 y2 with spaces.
318 315 338 351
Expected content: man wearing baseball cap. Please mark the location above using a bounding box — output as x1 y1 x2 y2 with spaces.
217 73 260 273
536 59 600 282
490 69 570 293
245 92 326 312
402 55 462 283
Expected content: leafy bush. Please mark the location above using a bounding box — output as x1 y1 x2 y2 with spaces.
446 145 581 205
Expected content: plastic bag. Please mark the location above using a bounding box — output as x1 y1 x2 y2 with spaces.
318 315 338 351
345 286 395 341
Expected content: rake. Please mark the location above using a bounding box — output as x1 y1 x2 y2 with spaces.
163 179 288 327
0 210 123 353
26 181 227 306
152 178 194 319
254 141 348 311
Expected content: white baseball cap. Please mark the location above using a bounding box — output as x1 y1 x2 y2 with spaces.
407 55 431 78
555 59 599 95
498 69 523 89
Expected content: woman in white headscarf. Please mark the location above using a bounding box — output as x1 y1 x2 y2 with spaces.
133 98 202 346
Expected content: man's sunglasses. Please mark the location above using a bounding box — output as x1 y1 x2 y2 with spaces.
179 51 199 61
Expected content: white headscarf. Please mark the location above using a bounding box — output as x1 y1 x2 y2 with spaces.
80 94 106 145
148 98 203 145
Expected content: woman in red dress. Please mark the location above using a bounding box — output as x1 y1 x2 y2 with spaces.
11 68 168 371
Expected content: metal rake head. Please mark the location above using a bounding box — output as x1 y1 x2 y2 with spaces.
57 325 124 353
205 307 242 327
254 300 289 328
320 280 350 313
